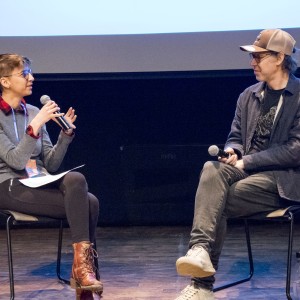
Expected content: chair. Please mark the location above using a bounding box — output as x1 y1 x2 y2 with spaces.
0 210 70 300
213 205 300 300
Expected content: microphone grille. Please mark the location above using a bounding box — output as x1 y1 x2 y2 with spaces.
208 145 219 156
40 95 50 105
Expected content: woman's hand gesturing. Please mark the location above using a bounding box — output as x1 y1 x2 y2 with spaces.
29 100 63 135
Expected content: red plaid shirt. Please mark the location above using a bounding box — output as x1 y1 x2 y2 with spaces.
0 96 27 115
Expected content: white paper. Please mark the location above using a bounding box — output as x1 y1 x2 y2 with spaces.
19 165 85 188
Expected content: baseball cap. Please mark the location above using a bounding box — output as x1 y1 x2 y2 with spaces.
240 29 296 55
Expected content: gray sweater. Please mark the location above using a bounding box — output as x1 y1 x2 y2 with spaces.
0 103 74 183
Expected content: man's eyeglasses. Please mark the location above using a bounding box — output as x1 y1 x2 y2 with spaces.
249 52 273 63
3 68 32 79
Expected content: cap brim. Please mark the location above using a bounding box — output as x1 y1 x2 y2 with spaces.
240 45 268 53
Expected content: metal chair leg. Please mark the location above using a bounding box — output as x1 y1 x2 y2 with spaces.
286 212 294 300
3 214 69 299
6 215 15 300
56 220 70 285
213 219 254 292
214 215 295 299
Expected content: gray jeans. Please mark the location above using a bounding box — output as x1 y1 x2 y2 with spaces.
189 161 289 289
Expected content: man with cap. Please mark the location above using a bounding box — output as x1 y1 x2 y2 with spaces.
174 28 300 300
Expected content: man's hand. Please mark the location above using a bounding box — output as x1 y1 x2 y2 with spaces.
218 147 238 166
234 159 244 170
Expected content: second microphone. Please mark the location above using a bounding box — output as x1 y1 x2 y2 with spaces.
208 145 230 158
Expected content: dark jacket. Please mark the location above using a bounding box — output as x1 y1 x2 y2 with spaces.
225 74 300 201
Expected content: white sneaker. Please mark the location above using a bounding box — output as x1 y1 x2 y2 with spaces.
176 245 216 277
175 282 215 300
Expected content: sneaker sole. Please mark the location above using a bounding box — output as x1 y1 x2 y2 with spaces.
176 259 216 278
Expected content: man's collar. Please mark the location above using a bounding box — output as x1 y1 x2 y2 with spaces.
0 96 27 115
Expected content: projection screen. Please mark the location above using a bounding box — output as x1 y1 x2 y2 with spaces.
1 0 300 73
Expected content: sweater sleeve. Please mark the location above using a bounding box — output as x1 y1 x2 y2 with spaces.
0 122 39 170
41 125 74 173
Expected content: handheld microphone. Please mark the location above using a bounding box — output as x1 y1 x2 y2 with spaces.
208 145 230 158
40 95 72 131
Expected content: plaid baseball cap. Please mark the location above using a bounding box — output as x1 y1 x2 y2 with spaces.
240 29 296 55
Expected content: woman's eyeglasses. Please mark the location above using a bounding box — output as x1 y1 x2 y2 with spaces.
3 68 32 79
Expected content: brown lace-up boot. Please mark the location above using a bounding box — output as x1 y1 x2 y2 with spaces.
70 241 103 299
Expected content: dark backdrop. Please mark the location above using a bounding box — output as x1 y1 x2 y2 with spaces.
26 69 279 226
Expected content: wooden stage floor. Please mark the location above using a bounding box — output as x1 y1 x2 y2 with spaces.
1 221 300 299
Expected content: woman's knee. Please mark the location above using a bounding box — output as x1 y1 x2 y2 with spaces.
63 172 88 192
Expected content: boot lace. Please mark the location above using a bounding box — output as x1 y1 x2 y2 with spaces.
83 244 99 275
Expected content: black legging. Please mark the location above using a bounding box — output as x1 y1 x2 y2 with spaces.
0 171 99 243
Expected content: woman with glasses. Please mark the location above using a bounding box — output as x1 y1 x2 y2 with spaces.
175 29 300 300
0 53 102 300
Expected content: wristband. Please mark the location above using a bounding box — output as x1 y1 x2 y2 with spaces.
26 125 40 139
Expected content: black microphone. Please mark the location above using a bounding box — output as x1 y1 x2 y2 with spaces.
40 95 72 131
208 145 230 158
